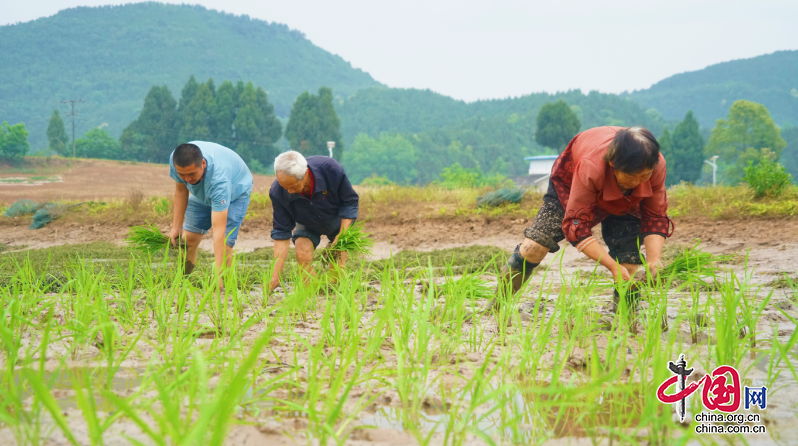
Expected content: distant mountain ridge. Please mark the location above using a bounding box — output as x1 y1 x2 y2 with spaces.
627 50 798 127
0 2 380 149
337 51 798 150
1 2 794 154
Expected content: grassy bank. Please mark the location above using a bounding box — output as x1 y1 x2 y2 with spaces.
668 184 798 218
2 183 797 231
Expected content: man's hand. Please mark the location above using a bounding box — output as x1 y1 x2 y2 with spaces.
331 218 354 250
268 277 281 293
172 182 189 245
269 239 291 294
169 226 183 247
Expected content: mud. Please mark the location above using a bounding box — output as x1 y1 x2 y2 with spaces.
2 259 796 445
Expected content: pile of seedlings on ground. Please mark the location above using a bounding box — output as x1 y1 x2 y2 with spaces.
0 242 796 445
475 187 526 208
2 198 87 229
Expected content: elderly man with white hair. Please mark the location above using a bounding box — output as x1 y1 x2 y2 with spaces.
268 151 360 292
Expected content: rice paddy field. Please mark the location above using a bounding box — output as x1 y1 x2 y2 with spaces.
1 239 797 446
1 161 798 445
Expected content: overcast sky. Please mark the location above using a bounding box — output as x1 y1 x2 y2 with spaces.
3 0 797 102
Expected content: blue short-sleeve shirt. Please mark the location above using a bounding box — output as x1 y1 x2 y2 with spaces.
169 141 253 212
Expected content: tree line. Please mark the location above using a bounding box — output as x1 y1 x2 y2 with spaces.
25 82 798 187
341 99 795 187
41 76 343 173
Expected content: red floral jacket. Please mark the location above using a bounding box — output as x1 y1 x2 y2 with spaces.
550 126 674 247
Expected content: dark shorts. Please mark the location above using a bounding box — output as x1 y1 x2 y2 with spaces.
523 181 644 264
291 218 357 250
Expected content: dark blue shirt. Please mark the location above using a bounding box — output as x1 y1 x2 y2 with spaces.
270 156 359 240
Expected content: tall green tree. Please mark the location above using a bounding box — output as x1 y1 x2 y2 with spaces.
120 85 178 162
177 83 216 142
285 87 344 160
535 100 581 153
46 109 69 155
665 111 705 185
658 126 674 178
705 100 786 183
233 82 283 165
344 133 418 184
75 128 122 159
178 75 200 113
780 125 798 183
213 80 240 147
0 121 30 160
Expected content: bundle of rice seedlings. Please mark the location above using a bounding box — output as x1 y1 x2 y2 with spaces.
321 222 374 264
658 242 731 282
126 222 171 254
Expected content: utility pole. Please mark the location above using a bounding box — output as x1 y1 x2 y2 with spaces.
704 155 719 186
61 99 84 158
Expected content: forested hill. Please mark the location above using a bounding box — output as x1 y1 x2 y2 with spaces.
0 2 380 149
628 50 798 127
336 87 670 147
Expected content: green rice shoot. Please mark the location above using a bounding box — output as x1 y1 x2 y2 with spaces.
327 222 374 253
318 222 374 266
659 242 731 282
125 221 171 254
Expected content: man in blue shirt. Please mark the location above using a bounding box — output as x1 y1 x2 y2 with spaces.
168 142 253 276
268 151 359 292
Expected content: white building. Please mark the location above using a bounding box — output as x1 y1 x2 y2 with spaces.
524 155 558 190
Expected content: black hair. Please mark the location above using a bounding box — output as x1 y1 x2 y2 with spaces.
603 127 660 173
173 143 203 168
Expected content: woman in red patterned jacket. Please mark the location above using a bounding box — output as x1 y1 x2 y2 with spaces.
496 126 673 305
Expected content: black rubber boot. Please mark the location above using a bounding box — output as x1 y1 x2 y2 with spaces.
487 245 538 311
183 260 195 277
611 285 641 313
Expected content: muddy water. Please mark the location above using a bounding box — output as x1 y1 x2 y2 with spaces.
15 367 144 410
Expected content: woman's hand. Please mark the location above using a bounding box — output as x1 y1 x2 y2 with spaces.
581 241 631 282
611 263 631 283
647 258 663 280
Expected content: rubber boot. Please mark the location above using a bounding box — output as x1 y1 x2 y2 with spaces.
611 284 641 313
486 245 538 312
183 260 195 277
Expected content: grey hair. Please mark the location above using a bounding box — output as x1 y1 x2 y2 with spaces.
274 151 308 180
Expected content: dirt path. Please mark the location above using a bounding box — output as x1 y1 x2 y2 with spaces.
0 158 275 202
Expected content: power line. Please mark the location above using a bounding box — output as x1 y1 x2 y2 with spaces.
61 99 84 158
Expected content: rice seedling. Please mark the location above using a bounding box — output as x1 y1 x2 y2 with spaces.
124 221 172 254
0 238 795 445
320 222 374 264
657 241 731 284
